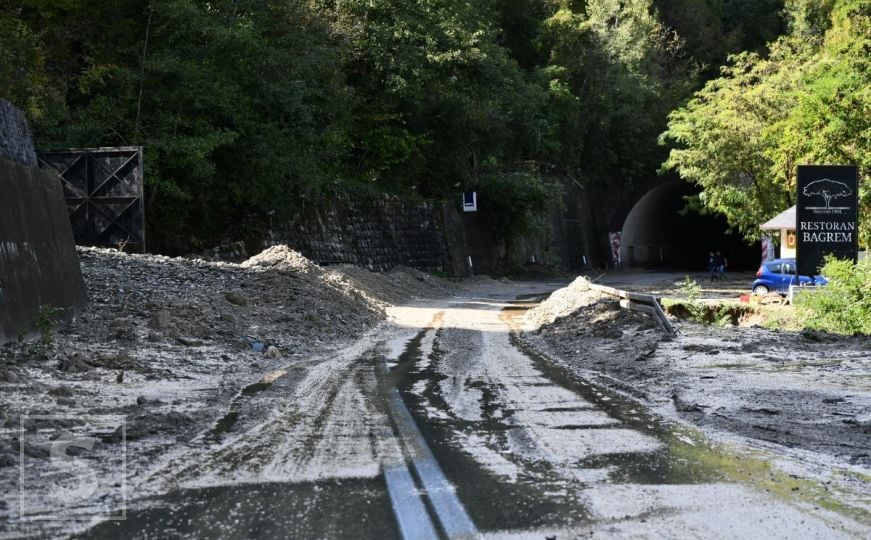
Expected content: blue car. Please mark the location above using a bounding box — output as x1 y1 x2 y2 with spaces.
752 258 828 295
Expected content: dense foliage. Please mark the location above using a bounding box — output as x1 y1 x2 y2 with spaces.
10 0 861 257
795 256 871 334
662 0 870 247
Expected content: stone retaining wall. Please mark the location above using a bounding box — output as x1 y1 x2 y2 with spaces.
273 197 455 273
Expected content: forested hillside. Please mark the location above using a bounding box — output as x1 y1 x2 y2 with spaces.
2 0 865 254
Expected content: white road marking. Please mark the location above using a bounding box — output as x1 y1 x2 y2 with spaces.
386 386 480 539
383 462 440 540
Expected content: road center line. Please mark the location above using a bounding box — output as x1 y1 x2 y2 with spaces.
386 386 479 539
383 461 440 540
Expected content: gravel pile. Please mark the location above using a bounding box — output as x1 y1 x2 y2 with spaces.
524 276 604 327
240 244 322 274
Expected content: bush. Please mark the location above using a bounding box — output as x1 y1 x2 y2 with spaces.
795 256 871 335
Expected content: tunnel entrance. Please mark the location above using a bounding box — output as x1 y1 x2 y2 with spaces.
619 180 759 271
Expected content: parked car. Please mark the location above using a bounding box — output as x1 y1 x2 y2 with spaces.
752 258 828 295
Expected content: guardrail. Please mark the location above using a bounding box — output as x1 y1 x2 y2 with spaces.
588 283 677 336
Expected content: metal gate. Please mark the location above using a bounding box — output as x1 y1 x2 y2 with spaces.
39 147 145 250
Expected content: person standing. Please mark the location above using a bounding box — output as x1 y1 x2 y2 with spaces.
715 251 727 280
708 252 717 282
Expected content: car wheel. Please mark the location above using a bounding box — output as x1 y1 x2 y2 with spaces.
753 285 769 295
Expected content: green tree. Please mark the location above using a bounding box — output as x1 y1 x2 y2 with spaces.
317 0 549 197
538 0 696 184
7 0 353 253
662 0 870 246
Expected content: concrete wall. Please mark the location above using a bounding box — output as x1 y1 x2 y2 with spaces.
0 159 88 343
0 100 87 343
273 196 454 273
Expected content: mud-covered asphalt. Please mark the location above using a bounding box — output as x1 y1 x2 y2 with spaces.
2 251 869 538
79 286 870 538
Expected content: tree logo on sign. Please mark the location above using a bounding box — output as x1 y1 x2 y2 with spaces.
802 179 853 210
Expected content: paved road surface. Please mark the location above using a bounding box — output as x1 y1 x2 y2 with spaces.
80 284 868 539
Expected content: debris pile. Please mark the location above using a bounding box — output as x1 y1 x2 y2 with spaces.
524 276 606 327
0 244 462 527
522 276 871 477
240 244 321 274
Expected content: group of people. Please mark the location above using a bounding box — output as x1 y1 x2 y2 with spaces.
708 251 728 281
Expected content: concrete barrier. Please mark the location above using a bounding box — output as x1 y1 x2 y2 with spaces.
0 158 88 343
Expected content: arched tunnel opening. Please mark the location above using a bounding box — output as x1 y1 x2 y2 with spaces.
619 180 760 271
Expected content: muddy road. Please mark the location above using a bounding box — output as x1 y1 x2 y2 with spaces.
61 284 868 539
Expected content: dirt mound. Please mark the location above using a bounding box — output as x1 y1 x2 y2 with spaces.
241 244 320 274
387 265 464 298
323 265 406 307
321 264 464 308
524 276 603 327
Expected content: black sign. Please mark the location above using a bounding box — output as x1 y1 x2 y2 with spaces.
796 165 859 276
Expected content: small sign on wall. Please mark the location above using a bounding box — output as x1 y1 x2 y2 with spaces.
796 165 859 276
462 191 477 212
786 230 796 249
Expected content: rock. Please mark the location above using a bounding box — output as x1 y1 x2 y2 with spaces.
672 393 707 413
58 352 93 372
107 350 136 369
1 370 20 383
0 452 17 468
48 386 74 398
148 310 172 330
109 318 137 341
176 336 203 347
225 290 249 306
265 346 281 359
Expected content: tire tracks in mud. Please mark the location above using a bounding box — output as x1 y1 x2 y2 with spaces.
140 311 449 493
399 297 869 537
142 332 403 491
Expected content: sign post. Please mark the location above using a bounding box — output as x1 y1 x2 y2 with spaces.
796 165 859 277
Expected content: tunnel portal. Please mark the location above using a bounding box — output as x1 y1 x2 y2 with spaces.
619 180 759 271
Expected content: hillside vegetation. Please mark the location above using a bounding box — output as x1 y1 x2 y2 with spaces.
2 1 865 254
